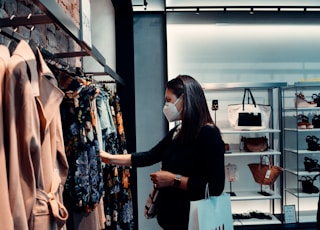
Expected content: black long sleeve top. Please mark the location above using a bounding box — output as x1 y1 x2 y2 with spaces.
131 125 225 229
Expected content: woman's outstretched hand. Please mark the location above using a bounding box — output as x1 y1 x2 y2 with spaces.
100 150 113 164
99 150 132 166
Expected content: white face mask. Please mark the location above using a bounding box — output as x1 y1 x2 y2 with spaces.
163 97 181 122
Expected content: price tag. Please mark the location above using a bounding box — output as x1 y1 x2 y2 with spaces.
284 205 296 223
265 169 271 179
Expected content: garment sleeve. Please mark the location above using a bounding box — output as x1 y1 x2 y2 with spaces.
131 129 175 167
187 126 225 199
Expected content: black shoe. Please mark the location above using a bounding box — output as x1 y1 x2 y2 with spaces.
304 157 320 172
249 211 272 220
299 176 319 194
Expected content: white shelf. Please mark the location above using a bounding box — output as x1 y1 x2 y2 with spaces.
233 214 281 226
285 168 320 176
284 107 320 111
286 188 319 198
221 128 281 134
297 210 317 223
225 149 281 157
229 191 281 201
284 128 320 132
285 148 320 154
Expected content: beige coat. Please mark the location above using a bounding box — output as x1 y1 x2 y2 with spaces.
0 45 14 229
4 40 69 230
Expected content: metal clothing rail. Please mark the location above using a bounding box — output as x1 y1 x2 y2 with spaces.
0 0 125 86
0 27 69 69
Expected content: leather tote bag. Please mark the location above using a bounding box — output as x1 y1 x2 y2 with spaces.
188 184 234 230
144 184 159 219
243 136 268 152
227 88 271 130
248 156 283 185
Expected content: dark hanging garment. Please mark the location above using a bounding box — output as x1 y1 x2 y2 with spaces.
60 82 104 214
99 90 134 230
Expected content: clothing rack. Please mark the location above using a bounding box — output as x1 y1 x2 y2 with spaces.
0 27 116 81
0 27 73 70
0 4 125 85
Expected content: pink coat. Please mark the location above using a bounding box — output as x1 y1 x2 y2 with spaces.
4 40 69 230
0 45 14 229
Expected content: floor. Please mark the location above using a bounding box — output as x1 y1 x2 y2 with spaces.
234 222 317 230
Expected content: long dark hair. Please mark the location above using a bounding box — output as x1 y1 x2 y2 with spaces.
166 75 214 143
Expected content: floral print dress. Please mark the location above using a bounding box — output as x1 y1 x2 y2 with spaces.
60 81 104 213
97 88 134 230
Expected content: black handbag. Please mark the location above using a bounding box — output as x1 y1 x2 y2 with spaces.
228 88 271 130
238 112 262 127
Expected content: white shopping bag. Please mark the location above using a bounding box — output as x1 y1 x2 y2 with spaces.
188 185 234 230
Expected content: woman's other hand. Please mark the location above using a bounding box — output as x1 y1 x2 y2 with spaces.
150 171 175 188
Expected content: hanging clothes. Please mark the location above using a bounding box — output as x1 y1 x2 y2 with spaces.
33 46 69 229
4 40 69 230
99 89 134 230
95 88 117 150
59 77 104 229
0 45 14 230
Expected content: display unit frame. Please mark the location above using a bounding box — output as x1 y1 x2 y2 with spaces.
282 82 320 224
203 82 287 226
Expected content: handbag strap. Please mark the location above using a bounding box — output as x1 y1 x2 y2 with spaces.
260 155 272 168
205 183 210 199
242 88 257 110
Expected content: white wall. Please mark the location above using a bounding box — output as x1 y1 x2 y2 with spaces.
167 24 320 84
83 0 116 80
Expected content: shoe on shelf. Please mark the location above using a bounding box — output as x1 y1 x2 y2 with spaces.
304 156 320 171
249 211 272 220
312 114 320 128
297 114 313 129
299 175 320 194
312 93 320 107
306 136 320 151
295 92 317 108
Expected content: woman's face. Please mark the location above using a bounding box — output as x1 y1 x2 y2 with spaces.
164 88 183 112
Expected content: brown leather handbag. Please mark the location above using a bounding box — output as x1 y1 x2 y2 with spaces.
243 136 268 152
248 156 283 185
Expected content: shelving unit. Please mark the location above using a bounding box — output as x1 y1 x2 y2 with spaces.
0 0 125 85
203 82 287 226
282 82 320 224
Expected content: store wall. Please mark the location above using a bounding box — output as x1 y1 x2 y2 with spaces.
83 0 116 74
167 23 320 84
133 13 167 230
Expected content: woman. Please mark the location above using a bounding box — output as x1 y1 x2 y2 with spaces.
100 75 225 229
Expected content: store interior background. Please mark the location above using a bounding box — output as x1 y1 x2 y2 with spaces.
133 0 320 229
2 0 320 229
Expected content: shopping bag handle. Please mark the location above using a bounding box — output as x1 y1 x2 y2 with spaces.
242 88 257 110
205 183 210 199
